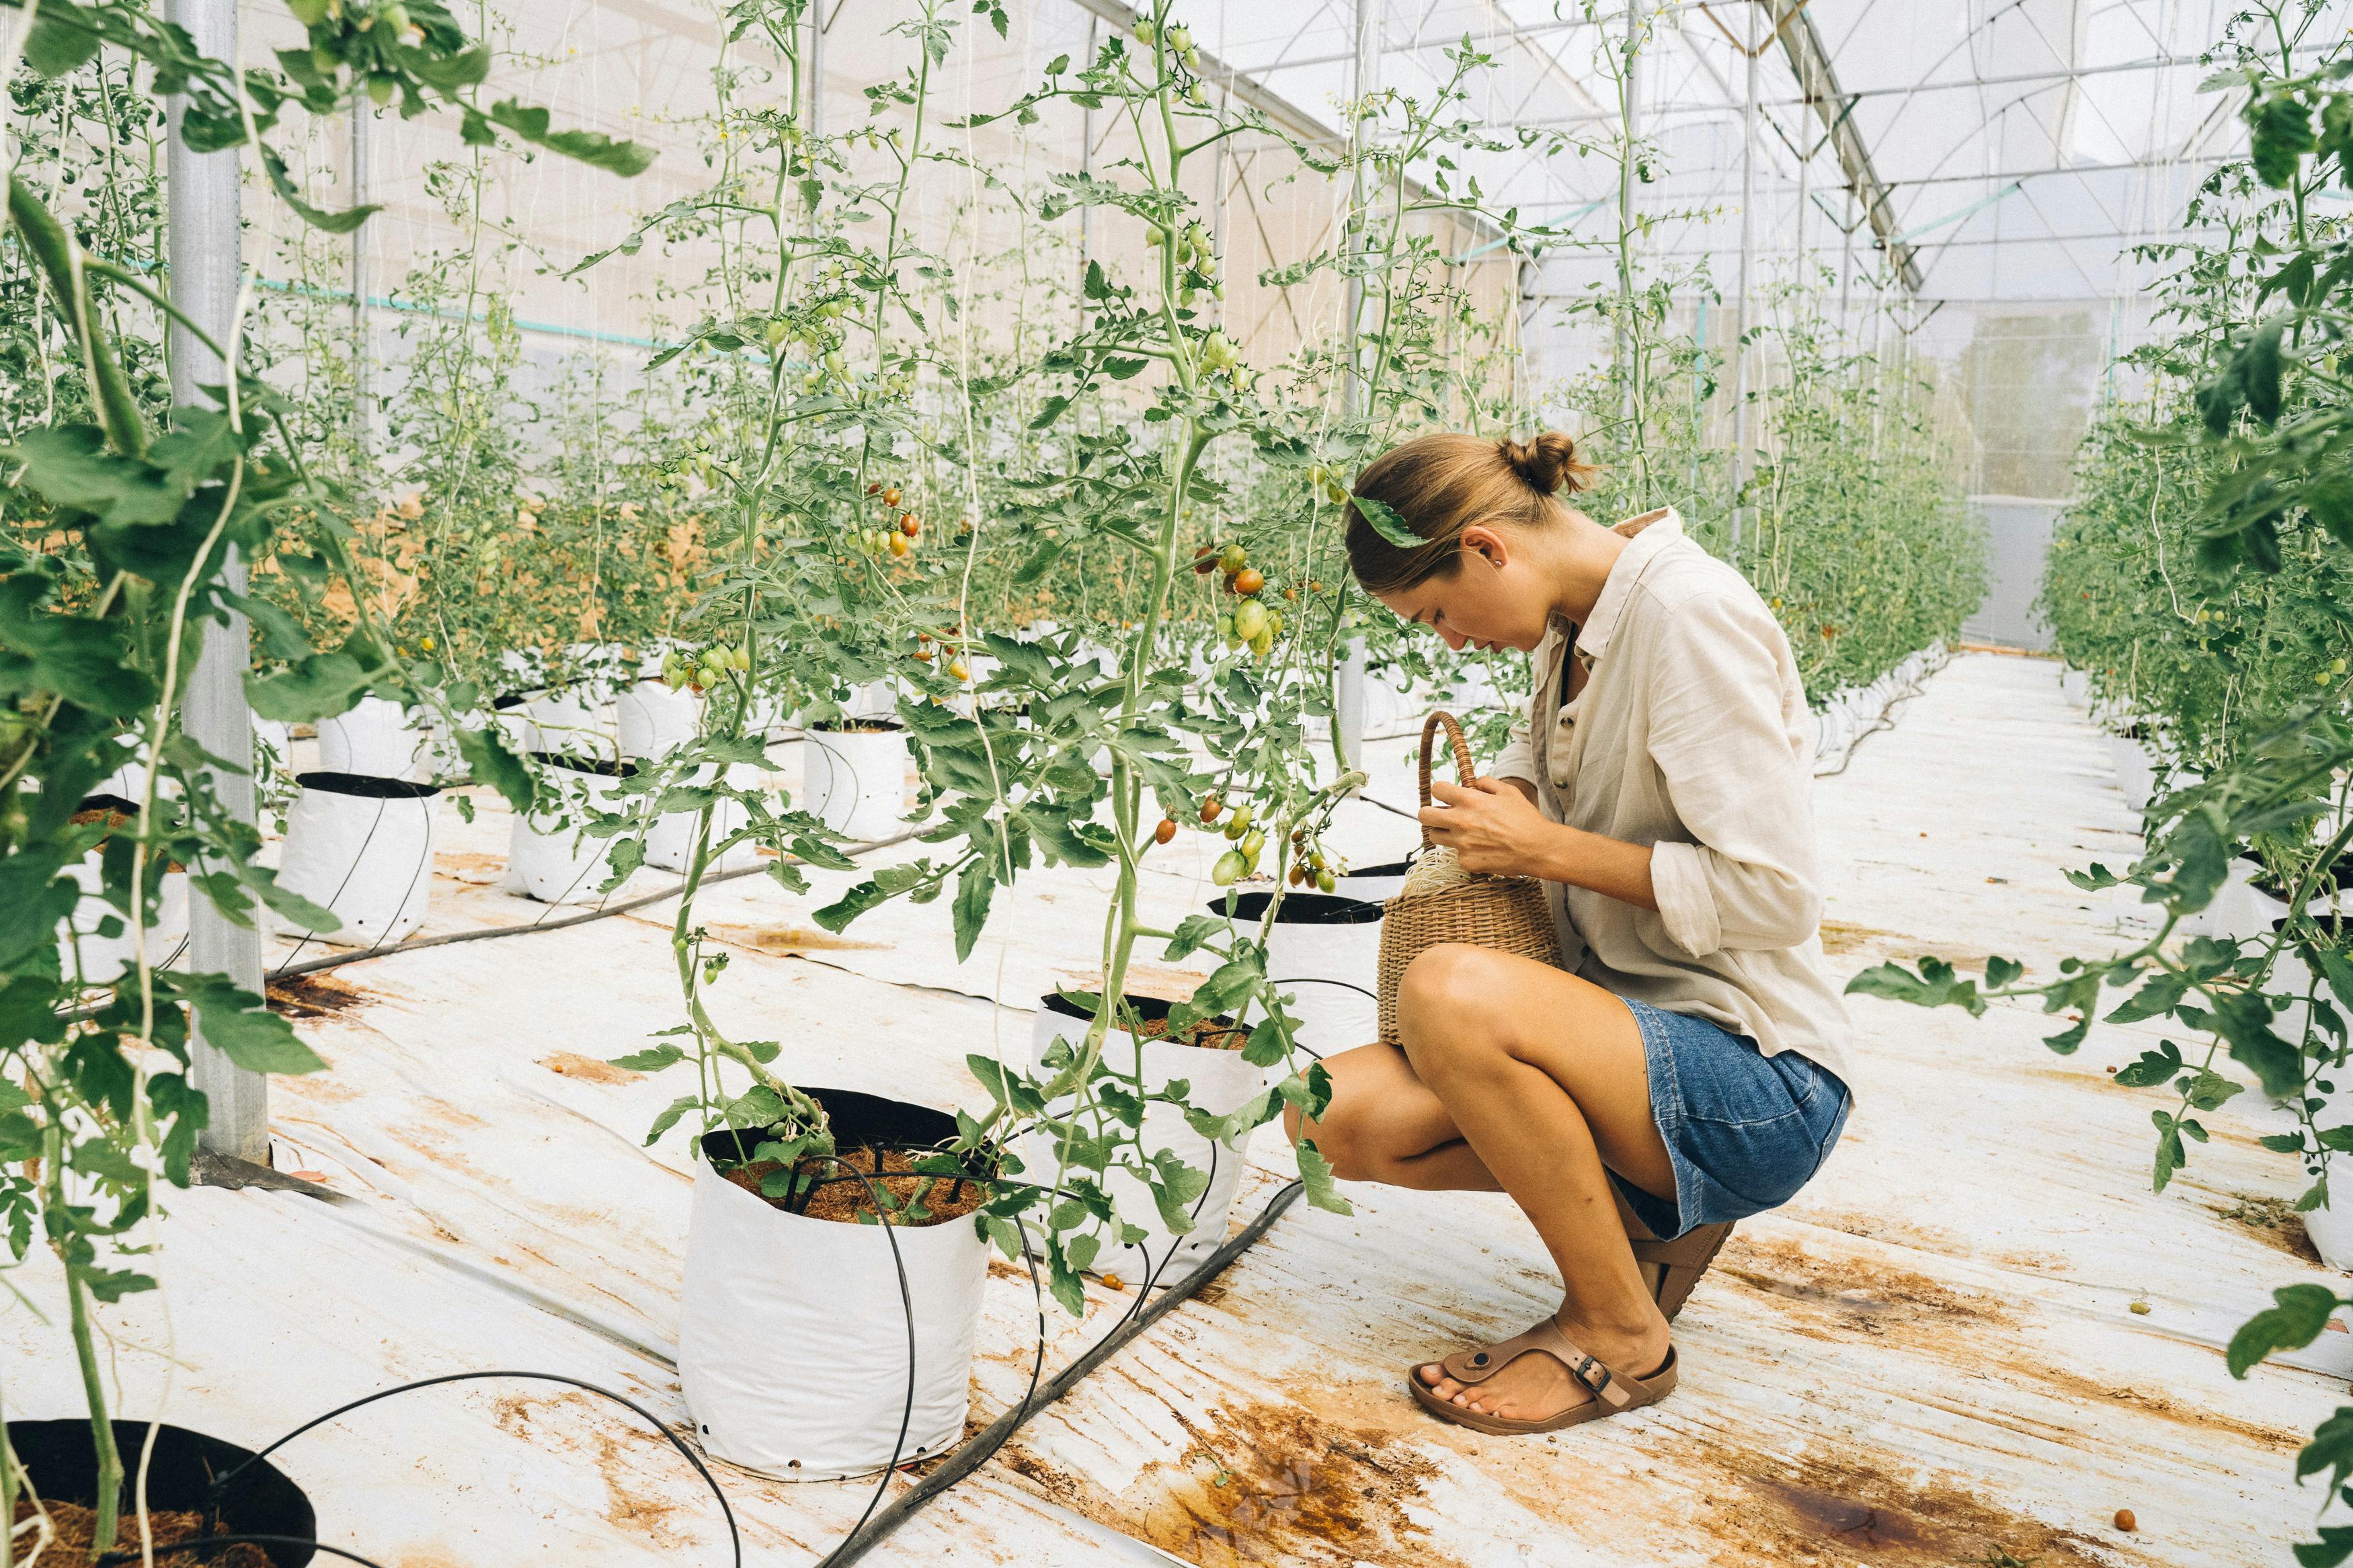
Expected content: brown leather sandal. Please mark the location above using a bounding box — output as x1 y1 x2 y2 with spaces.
1406 1319 1677 1436
1632 1221 1732 1319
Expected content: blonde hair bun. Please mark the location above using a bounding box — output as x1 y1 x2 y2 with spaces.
1497 432 1585 496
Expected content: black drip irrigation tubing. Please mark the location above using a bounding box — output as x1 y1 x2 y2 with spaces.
821 1180 1304 1567
266 825 924 984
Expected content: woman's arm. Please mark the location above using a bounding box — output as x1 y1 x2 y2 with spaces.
1422 778 1659 912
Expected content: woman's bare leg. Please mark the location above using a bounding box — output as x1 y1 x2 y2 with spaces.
1384 943 1674 1421
1287 1050 1658 1233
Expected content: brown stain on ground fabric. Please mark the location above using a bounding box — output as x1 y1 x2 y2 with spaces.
1716 1236 2010 1335
539 1051 640 1085
1002 1398 1455 1567
704 921 891 955
491 1393 689 1548
1652 1435 2118 1567
267 972 369 1018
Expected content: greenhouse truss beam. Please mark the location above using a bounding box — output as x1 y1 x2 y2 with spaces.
1760 0 1923 294
1064 0 1501 241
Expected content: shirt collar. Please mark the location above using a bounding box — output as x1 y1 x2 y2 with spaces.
1576 507 1683 659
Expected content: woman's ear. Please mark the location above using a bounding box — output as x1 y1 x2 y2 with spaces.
1458 524 1509 570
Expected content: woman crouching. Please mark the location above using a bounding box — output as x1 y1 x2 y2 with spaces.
1288 431 1853 1436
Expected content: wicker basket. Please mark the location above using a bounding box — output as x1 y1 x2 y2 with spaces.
1375 711 1564 1045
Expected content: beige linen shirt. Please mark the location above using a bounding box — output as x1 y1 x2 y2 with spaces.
1488 509 1856 1087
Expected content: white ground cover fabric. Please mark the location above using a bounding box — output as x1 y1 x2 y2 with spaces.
8 655 2350 1564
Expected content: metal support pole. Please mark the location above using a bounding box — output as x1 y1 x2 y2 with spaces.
1615 0 1642 428
167 0 266 1161
808 0 826 138
1728 0 1759 563
1794 25 1808 280
1344 0 1378 417
349 102 370 457
1076 14 1097 315
1335 637 1366 774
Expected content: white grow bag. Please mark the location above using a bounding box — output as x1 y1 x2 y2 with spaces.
2110 729 2158 813
1023 993 1265 1280
645 762 759 874
803 723 908 841
1226 891 1386 1057
616 680 701 760
276 773 442 948
506 753 638 905
678 1104 988 1481
316 696 428 780
60 797 188 985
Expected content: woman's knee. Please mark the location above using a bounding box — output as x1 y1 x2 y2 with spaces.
1285 1082 1381 1183
1397 944 1517 1072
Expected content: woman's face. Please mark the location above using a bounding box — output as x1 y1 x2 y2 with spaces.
1371 526 1555 653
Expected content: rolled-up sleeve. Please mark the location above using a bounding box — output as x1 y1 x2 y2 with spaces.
1643 590 1823 956
1489 714 1538 790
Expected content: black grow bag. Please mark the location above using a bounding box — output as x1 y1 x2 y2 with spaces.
294 772 443 800
6 1418 315 1566
526 751 637 778
1216 890 1385 925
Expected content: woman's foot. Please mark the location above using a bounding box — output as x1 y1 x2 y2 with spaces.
1414 1307 1671 1421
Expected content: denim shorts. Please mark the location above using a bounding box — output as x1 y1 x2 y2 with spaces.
1609 997 1849 1241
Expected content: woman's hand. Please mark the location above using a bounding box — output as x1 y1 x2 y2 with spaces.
1423 778 1662 910
1421 777 1554 876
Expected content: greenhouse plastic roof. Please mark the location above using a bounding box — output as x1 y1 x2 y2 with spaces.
1176 0 2344 304
5 655 2348 1564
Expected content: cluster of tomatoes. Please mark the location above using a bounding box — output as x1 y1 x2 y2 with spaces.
908 629 970 682
662 643 746 694
1286 826 1347 892
855 482 921 559
1193 542 1283 656
1152 794 1259 887
1150 794 1349 892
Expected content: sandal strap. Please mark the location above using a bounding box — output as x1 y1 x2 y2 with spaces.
1437 1319 1645 1409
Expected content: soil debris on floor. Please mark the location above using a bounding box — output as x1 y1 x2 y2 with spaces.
266 971 368 1018
2209 1193 2321 1264
10 1497 270 1568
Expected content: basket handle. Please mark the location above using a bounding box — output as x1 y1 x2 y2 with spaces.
1416 710 1480 851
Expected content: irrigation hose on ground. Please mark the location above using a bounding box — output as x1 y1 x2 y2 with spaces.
821 1180 1306 1568
266 826 925 984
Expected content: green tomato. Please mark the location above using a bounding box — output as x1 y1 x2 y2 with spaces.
1211 849 1246 886
1223 815 1246 841
1248 627 1274 657
1218 542 1248 574
1233 600 1269 642
1228 804 1252 834
311 44 342 75
368 73 397 106
289 0 331 25
1316 869 1337 893
1239 829 1265 859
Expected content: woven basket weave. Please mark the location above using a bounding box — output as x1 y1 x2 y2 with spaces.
1375 711 1564 1045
